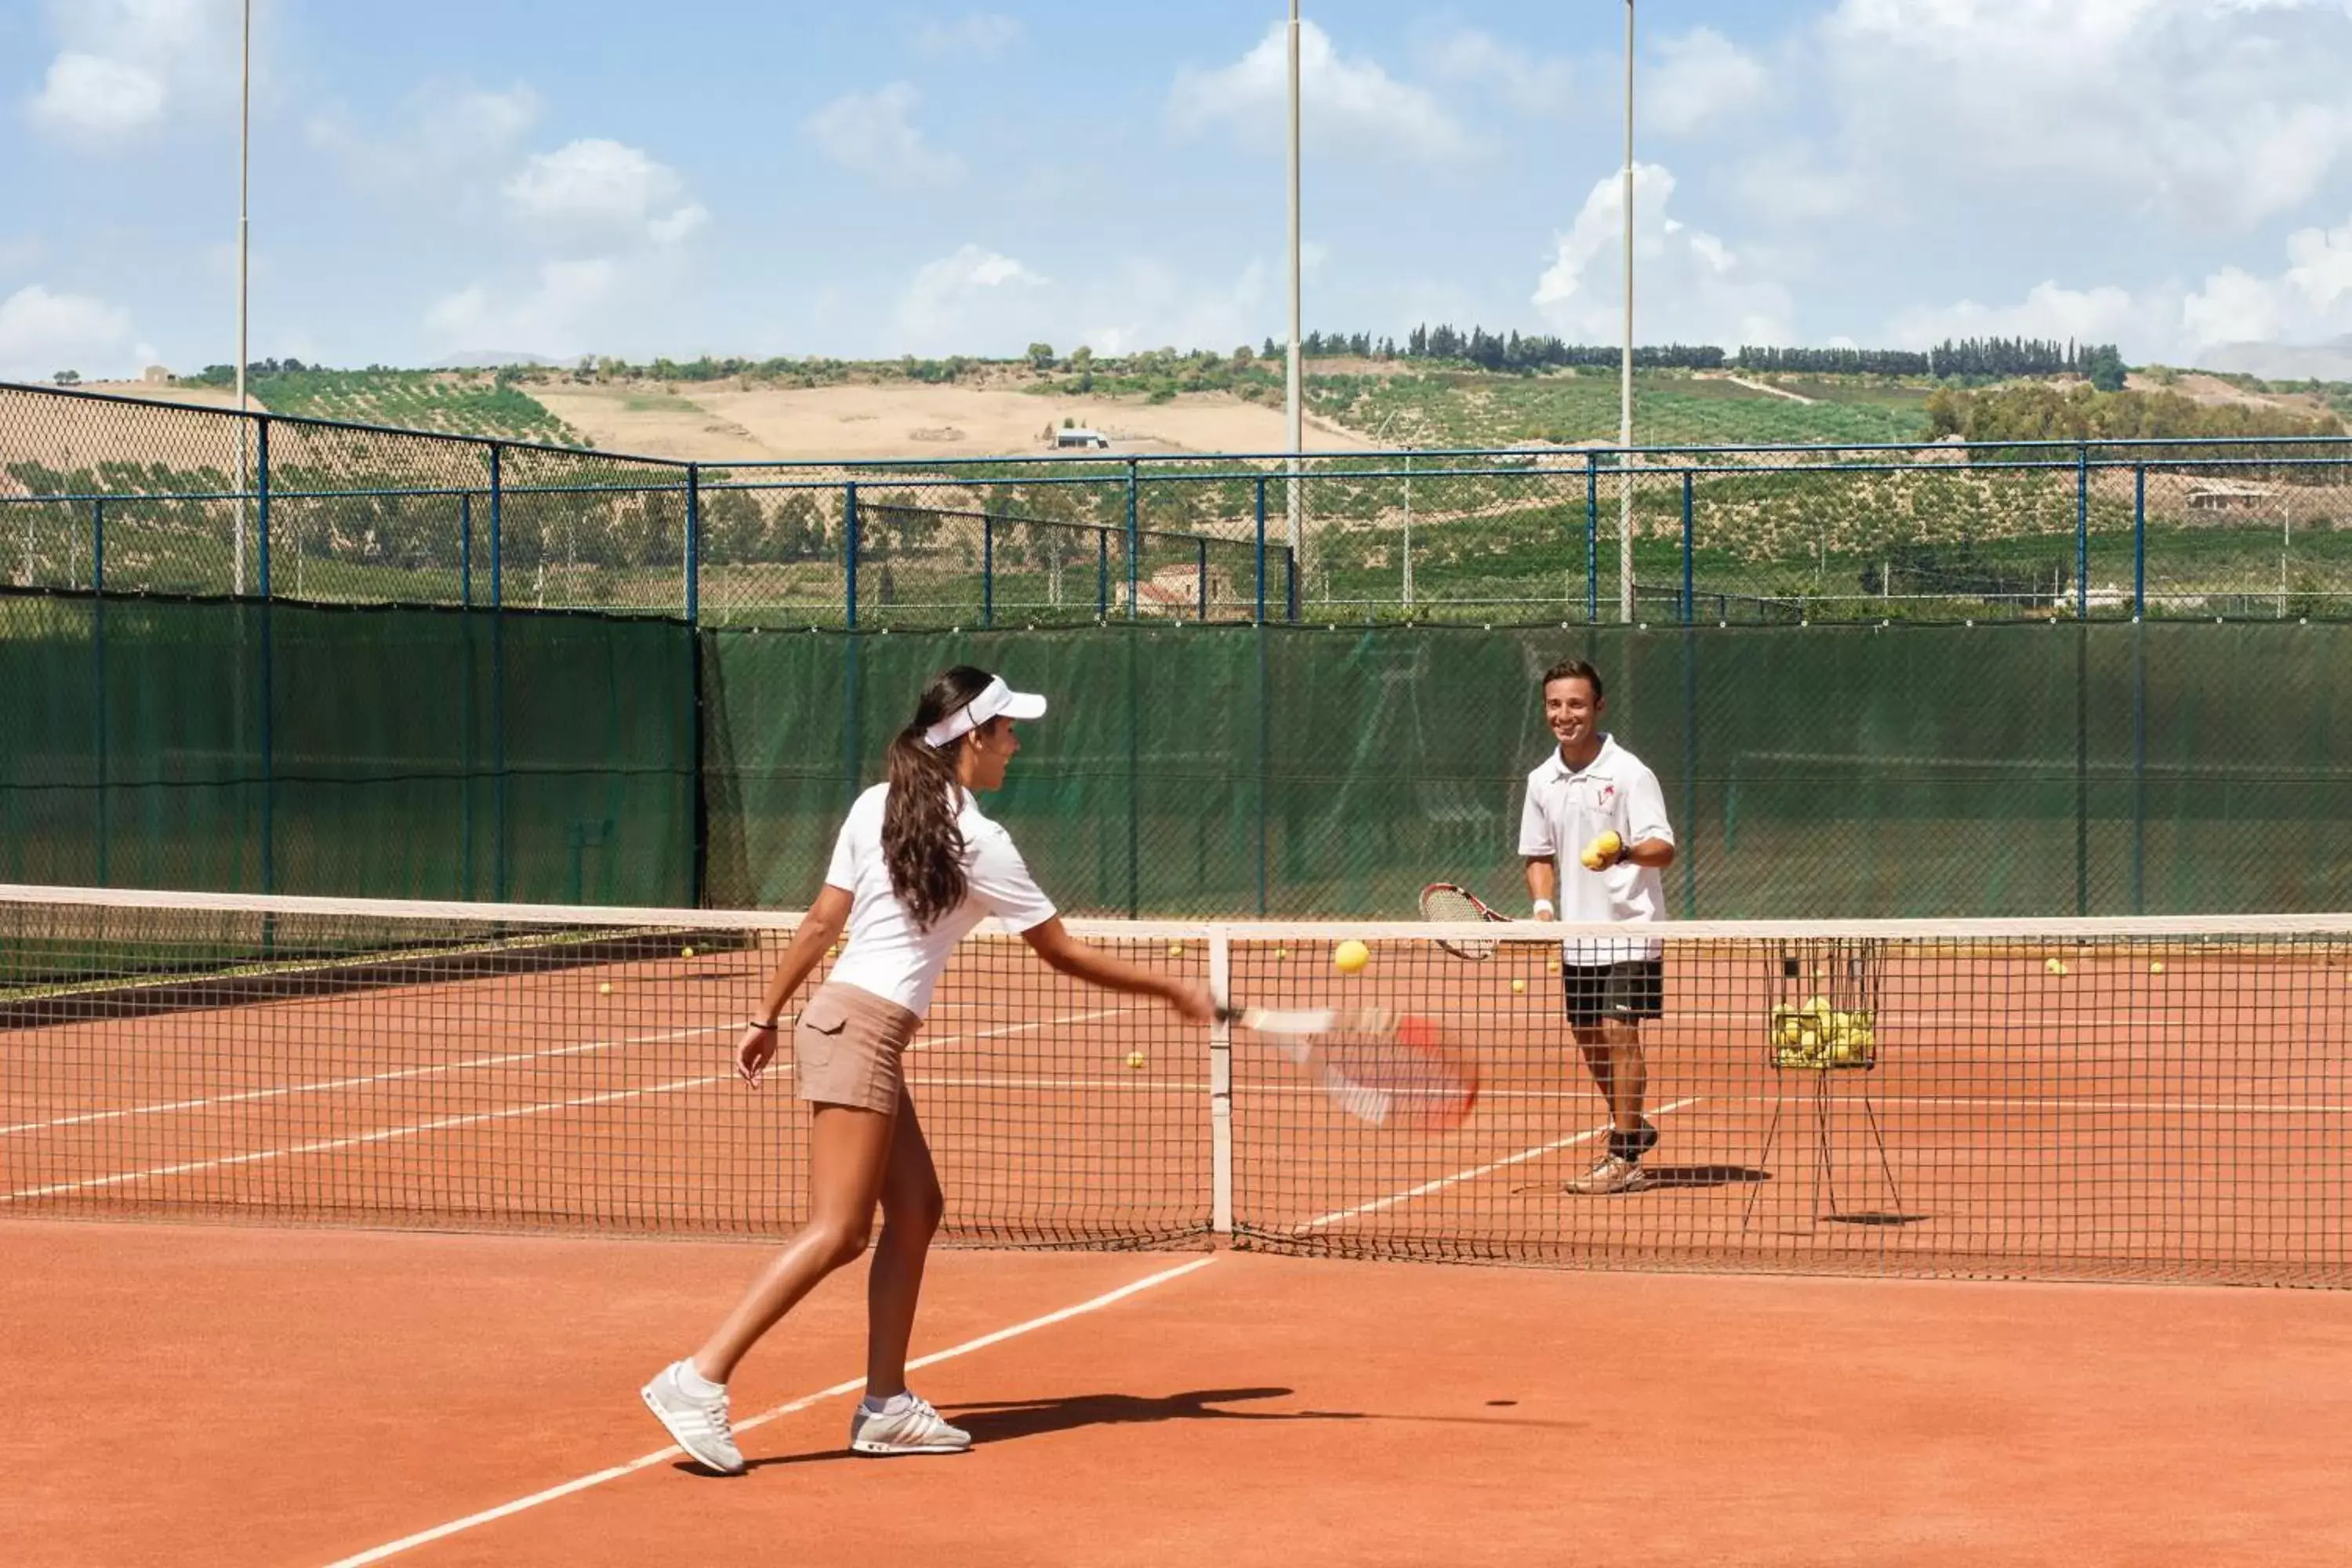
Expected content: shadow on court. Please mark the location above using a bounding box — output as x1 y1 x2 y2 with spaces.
706 1386 1588 1473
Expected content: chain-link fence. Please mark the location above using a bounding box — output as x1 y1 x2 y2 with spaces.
9 381 2352 627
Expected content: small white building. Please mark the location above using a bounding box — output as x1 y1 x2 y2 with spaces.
1054 426 1112 450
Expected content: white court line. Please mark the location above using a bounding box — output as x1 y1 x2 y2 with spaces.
1291 1095 1704 1233
318 1254 1218 1568
4 1005 1138 1204
0 1024 735 1139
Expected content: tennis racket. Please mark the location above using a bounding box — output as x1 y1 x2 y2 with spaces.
1418 882 1509 960
1220 1003 1479 1131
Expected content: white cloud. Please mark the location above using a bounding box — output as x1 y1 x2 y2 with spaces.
425 259 621 358
1888 280 2156 350
804 83 964 186
22 0 240 145
1534 164 1795 347
0 285 138 378
308 82 543 191
1646 27 1769 136
505 139 706 246
2183 212 2352 346
897 244 1050 350
1427 29 1574 118
913 13 1021 59
1817 0 2352 229
1169 20 1471 162
1733 145 1866 220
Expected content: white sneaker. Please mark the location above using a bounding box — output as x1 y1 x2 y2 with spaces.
848 1392 971 1457
1565 1153 1651 1196
641 1359 746 1475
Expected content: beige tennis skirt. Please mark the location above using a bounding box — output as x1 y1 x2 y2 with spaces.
792 981 923 1113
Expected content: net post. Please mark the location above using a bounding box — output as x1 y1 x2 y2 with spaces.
93 497 107 885
1208 924 1234 1237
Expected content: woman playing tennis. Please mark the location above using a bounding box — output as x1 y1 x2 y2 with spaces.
641 666 1210 1472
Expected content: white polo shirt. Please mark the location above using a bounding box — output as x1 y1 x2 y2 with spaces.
1517 734 1675 963
822 782 1058 1015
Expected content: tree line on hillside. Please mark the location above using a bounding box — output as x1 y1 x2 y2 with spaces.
1923 383 2345 445
1282 327 2126 385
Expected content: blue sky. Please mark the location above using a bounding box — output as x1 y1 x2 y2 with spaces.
6 0 2352 377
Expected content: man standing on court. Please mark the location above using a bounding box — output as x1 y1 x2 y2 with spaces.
1519 659 1677 1195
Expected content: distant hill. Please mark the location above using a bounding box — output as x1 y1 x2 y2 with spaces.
2194 338 2352 383
434 352 561 370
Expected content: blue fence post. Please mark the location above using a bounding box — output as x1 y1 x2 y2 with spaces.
844 482 860 630
2075 442 2089 620
684 463 701 624
256 416 271 598
1584 451 1599 623
982 513 994 628
488 445 504 609
92 497 107 884
460 493 474 607
1681 470 1695 626
2132 463 2147 619
1096 528 1109 619
1124 459 1140 620
1197 535 1208 620
1254 477 1269 622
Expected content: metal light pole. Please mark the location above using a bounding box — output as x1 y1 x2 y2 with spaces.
1285 1 1305 571
234 0 251 596
1618 0 1635 624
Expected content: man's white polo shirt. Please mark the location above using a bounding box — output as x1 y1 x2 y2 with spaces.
1516 733 1675 964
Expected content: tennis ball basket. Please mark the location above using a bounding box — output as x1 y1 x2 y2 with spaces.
1767 938 1886 1071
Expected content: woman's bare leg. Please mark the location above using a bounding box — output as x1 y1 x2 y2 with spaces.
864 1090 945 1399
691 1102 896 1383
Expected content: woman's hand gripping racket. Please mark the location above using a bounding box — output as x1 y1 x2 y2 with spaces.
1418 882 1511 960
1218 1000 1479 1131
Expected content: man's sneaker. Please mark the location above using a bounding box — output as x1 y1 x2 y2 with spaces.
1565 1152 1651 1196
849 1392 971 1457
641 1359 746 1475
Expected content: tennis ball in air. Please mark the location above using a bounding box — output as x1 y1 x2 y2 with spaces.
1274 947 1289 962
1125 1051 1147 1069
1333 939 1371 975
1510 978 1526 993
598 982 612 995
681 946 695 959
1168 942 1185 958
2150 960 2165 975
2045 956 2068 976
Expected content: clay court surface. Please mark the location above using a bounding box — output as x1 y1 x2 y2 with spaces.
7 1218 2352 1568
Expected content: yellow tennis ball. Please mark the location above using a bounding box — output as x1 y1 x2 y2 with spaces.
1273 947 1289 961
597 982 612 995
1124 1051 1146 1069
1167 942 1185 958
1510 978 1526 993
681 946 695 959
2149 960 2165 975
1779 1014 1804 1046
1333 939 1370 975
826 944 838 959
2045 956 2068 976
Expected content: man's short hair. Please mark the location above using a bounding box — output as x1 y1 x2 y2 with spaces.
1541 658 1605 701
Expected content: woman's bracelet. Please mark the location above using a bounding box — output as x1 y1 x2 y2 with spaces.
745 1018 779 1032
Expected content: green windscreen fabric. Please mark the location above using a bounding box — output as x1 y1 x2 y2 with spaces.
699 622 2352 919
0 593 698 903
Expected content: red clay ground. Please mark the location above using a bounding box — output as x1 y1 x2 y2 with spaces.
5 1218 2350 1568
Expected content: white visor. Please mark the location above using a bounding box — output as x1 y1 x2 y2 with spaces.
923 675 1047 749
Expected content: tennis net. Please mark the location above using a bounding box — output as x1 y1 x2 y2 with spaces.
5 884 2348 1286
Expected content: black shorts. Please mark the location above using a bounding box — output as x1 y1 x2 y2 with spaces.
1561 959 1665 1029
